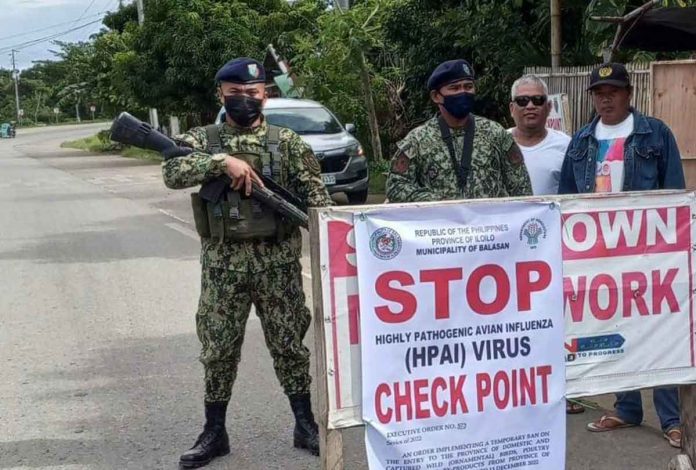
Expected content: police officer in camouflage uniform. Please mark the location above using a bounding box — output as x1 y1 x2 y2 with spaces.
162 58 332 468
386 60 532 202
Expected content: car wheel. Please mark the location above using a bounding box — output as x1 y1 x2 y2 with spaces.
347 188 368 205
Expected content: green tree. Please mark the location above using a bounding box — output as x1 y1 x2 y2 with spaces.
290 0 401 160
114 0 268 125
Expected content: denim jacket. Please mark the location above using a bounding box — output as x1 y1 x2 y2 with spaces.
558 109 685 194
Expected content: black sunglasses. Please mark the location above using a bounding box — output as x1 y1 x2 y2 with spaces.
513 95 547 107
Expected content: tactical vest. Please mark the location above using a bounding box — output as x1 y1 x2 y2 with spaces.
190 123 285 242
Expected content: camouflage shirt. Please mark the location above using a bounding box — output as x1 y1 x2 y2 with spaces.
162 119 332 272
386 115 532 202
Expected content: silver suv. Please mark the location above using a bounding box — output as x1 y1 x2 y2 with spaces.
216 98 369 204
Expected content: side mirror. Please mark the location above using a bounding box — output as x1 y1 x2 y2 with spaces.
345 123 356 134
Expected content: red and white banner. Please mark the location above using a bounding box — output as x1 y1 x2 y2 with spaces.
562 193 696 396
354 202 565 469
318 210 362 428
315 191 696 429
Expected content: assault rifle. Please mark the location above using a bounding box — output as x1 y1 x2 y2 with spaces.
109 112 308 228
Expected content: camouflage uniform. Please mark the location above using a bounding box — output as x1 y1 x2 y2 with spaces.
386 115 533 202
163 120 332 402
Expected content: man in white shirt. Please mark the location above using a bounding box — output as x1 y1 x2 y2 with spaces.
509 74 583 416
508 74 570 196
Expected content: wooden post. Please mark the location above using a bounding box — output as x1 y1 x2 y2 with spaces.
309 209 345 470
679 385 696 467
550 0 562 70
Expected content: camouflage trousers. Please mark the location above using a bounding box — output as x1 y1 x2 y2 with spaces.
196 260 312 403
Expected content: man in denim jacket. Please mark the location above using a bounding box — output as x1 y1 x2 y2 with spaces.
558 63 685 448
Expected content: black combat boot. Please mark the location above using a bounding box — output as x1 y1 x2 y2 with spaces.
289 393 320 456
179 402 230 469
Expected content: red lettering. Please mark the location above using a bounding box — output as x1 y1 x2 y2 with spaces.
374 376 467 423
467 265 510 315
374 271 417 323
589 274 618 320
476 373 492 412
420 268 463 320
375 383 392 424
432 377 448 417
621 272 648 317
476 367 551 412
348 294 360 344
449 375 468 414
536 366 552 404
564 276 586 322
394 381 412 421
413 379 430 419
516 261 552 311
493 371 510 410
519 368 536 405
652 268 680 314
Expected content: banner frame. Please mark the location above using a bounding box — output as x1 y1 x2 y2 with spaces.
309 189 696 470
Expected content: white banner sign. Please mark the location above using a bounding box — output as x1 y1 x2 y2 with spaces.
354 202 566 470
563 193 696 396
316 191 696 429
547 94 569 135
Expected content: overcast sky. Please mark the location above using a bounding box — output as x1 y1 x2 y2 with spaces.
0 0 121 70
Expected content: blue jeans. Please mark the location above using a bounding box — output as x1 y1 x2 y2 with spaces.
614 388 680 432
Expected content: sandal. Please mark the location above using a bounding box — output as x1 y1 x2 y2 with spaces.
566 400 585 414
664 427 682 448
586 413 637 432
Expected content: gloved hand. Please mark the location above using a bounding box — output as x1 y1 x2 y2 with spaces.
162 146 194 160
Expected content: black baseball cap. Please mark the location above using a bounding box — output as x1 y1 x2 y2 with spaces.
588 63 631 91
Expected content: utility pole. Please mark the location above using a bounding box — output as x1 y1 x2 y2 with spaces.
11 49 21 123
136 0 145 24
550 0 562 70
135 0 159 130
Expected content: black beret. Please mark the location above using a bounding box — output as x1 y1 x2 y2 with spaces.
215 57 265 84
427 59 476 91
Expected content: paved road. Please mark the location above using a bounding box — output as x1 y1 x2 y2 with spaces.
0 124 681 469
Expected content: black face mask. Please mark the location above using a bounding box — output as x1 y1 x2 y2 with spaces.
442 92 475 119
224 94 263 127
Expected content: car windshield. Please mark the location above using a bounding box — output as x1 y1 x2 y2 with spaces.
264 107 343 135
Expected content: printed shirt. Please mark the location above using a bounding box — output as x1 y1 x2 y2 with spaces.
594 114 634 193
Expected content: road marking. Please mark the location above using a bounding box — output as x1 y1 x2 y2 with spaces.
158 208 190 225
165 223 199 240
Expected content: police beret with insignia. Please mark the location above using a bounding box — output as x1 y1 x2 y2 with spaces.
215 57 266 84
427 59 476 91
588 62 630 91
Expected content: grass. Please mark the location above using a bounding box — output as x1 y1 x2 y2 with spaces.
369 169 387 195
121 146 162 162
63 134 391 189
19 119 111 129
61 135 115 153
61 133 162 162
368 159 389 195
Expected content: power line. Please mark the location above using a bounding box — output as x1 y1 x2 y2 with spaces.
71 0 100 29
0 12 106 43
0 19 104 56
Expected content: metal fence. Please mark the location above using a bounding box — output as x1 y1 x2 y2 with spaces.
524 63 651 134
